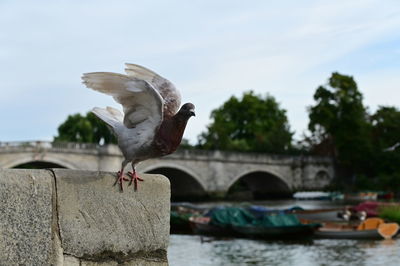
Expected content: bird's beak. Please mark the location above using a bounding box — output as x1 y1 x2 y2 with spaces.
189 109 196 117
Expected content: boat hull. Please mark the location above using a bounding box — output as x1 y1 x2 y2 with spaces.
233 224 319 239
189 216 320 239
314 229 383 240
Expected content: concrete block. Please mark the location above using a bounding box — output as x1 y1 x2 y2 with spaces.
79 258 168 266
0 169 171 265
53 169 170 264
0 169 57 265
63 255 80 265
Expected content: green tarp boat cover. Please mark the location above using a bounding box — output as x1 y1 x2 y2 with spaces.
209 207 302 228
171 211 194 225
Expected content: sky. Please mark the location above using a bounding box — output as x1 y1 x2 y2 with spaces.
1 0 400 144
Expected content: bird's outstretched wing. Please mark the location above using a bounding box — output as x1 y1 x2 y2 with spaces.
82 72 164 131
124 63 181 119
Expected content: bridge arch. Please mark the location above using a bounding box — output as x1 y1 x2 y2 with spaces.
3 156 77 169
142 164 207 201
311 170 331 188
315 170 330 180
228 169 292 199
13 161 67 169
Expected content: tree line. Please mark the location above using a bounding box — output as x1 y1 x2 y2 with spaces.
54 72 400 190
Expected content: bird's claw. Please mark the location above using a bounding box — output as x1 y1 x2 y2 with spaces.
127 171 144 191
114 171 129 192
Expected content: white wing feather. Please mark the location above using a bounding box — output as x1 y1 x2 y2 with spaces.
82 64 183 162
124 63 181 118
82 71 164 161
91 106 123 131
82 72 164 130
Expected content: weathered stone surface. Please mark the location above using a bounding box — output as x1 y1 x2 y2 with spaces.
53 169 170 263
63 255 168 266
0 169 56 265
63 254 80 265
0 169 171 265
79 257 168 266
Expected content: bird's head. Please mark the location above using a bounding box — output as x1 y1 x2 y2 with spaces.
178 103 196 119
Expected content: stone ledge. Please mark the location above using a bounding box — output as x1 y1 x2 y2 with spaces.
0 169 55 265
0 169 170 265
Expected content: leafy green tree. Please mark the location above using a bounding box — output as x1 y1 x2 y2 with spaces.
179 138 195 150
370 106 400 152
307 73 400 190
307 72 372 181
369 106 400 189
198 91 293 153
54 112 117 144
86 112 117 144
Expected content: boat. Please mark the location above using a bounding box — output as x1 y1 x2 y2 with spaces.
293 191 331 200
189 216 241 237
377 191 395 200
189 206 321 239
170 202 206 234
314 227 384 240
349 201 400 218
344 192 378 201
292 191 344 201
293 207 348 222
311 218 400 240
232 222 320 239
171 211 196 234
189 206 253 237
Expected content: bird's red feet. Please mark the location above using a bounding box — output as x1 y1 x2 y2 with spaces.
128 171 144 191
114 170 129 191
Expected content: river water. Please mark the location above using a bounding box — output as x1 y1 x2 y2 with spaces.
167 200 400 266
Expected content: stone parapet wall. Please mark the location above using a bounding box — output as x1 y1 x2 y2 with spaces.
0 144 335 195
0 169 170 265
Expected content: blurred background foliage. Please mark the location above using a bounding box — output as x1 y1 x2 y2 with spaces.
54 112 117 144
197 91 293 154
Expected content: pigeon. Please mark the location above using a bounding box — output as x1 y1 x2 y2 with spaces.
82 63 195 191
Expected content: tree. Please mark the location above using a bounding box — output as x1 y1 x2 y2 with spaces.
54 112 117 144
198 91 293 153
370 106 400 152
179 138 196 150
369 106 400 188
307 72 372 181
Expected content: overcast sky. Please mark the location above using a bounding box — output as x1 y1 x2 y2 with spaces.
1 0 399 144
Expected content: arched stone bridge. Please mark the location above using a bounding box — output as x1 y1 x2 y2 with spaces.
0 141 335 199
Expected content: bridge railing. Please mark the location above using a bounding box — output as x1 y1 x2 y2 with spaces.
0 141 333 163
0 141 100 151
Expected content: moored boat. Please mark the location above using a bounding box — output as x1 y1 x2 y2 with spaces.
189 206 321 239
232 222 320 239
314 228 384 240
311 218 400 240
189 216 240 237
293 191 332 200
293 191 344 200
293 207 348 222
345 192 378 201
171 202 207 234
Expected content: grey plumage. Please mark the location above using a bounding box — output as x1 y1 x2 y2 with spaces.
82 63 194 191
